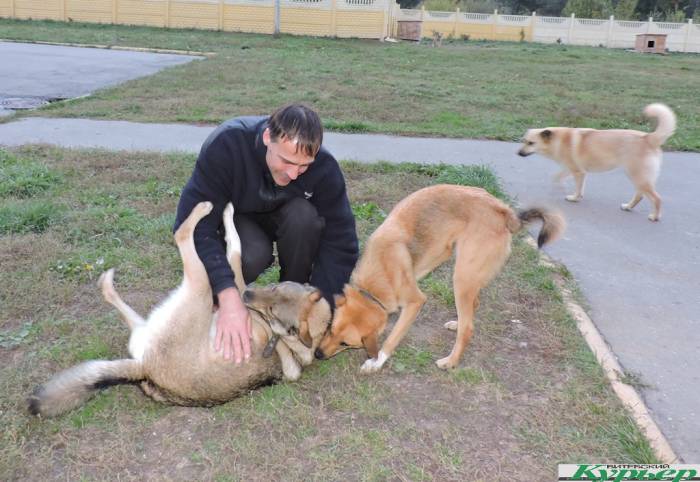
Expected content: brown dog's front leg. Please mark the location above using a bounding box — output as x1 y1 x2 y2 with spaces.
362 333 379 359
361 296 425 373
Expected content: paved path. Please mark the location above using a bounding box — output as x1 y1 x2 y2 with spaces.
0 41 201 115
1 117 698 460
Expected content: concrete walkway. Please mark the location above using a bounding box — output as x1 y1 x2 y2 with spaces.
1 117 698 461
0 41 201 116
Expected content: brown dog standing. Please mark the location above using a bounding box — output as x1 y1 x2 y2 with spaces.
518 103 676 221
315 184 564 373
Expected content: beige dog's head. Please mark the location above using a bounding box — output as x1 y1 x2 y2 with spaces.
518 128 553 157
314 285 388 361
243 282 330 349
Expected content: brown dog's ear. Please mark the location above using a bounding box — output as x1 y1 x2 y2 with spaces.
298 318 313 348
362 333 379 359
334 294 346 308
540 129 552 141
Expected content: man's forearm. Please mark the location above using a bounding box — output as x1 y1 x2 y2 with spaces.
218 287 245 311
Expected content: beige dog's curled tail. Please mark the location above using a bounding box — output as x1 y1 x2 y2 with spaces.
511 208 566 248
644 103 676 149
28 359 145 417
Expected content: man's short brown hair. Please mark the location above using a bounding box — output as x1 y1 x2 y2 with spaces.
268 103 323 157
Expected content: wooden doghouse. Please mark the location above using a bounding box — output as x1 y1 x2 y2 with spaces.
397 20 423 41
635 34 667 54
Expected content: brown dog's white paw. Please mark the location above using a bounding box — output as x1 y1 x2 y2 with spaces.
436 356 458 370
443 320 458 331
648 213 660 222
360 351 388 373
620 203 633 211
565 194 582 202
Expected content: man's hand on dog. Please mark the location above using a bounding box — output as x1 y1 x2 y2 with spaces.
216 288 252 363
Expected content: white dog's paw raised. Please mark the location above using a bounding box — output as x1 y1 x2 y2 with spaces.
620 203 633 211
223 202 234 220
195 201 214 216
281 359 302 381
443 320 458 331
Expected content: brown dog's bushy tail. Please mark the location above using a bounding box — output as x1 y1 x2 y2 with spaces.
28 359 145 417
644 103 676 149
510 207 566 248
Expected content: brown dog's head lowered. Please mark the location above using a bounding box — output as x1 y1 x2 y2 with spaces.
314 285 388 361
518 128 553 157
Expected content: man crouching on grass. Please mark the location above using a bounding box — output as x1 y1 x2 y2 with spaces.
174 103 359 365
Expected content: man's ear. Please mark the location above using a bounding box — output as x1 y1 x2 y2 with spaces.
262 127 271 146
362 332 379 359
540 129 552 141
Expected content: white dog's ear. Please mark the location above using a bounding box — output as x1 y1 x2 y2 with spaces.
298 318 313 348
540 129 553 141
308 289 322 303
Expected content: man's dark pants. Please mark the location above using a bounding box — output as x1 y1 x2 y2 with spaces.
231 198 325 285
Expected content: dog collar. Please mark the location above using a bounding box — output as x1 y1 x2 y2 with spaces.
353 284 388 312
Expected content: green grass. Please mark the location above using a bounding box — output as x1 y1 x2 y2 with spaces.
0 200 63 234
0 149 62 198
1 18 699 151
390 345 435 374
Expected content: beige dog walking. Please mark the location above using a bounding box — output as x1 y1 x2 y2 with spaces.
518 103 676 221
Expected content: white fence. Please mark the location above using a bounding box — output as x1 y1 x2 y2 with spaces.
534 14 699 52
397 8 700 53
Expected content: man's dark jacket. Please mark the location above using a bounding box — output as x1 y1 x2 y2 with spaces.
174 116 359 301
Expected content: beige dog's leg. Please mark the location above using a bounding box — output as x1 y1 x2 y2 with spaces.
361 287 426 374
175 202 214 293
566 172 586 202
621 191 643 212
642 186 662 222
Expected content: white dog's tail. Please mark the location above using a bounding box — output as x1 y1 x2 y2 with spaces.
644 103 676 149
28 359 145 417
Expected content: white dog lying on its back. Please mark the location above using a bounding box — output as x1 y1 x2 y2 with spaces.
29 202 331 416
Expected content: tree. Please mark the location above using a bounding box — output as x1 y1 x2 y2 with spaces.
614 0 639 18
398 0 422 8
562 0 613 17
500 0 568 15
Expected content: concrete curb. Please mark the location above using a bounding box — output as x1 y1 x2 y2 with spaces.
0 38 215 57
526 237 680 464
